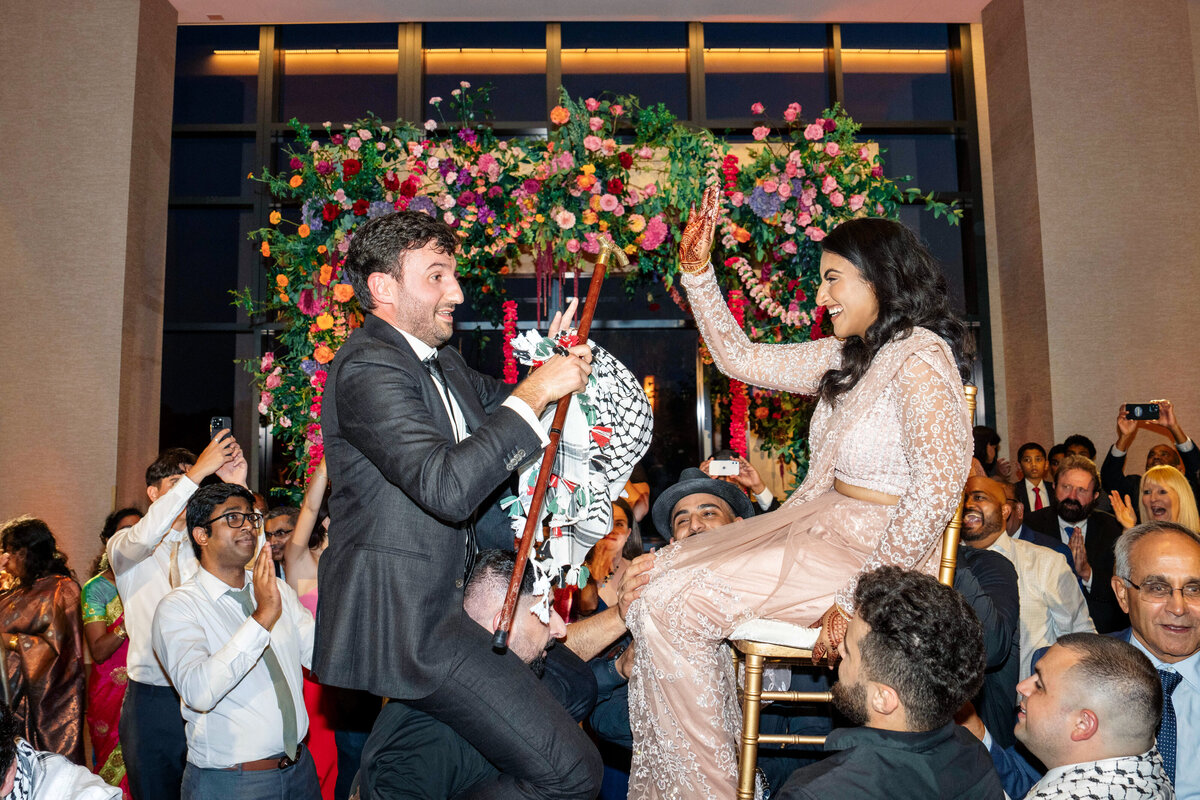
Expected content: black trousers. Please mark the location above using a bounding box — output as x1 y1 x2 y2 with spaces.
119 679 188 800
398 630 601 800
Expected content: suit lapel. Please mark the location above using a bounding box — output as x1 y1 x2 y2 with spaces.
362 315 458 439
438 350 486 434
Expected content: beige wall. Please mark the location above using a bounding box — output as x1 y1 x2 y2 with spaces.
980 0 1200 475
0 0 177 575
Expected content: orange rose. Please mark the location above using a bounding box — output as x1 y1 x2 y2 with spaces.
332 283 354 302
319 265 333 285
289 175 303 188
733 226 751 243
550 106 570 125
275 274 289 287
316 313 334 330
314 345 335 364
298 224 311 238
261 241 271 257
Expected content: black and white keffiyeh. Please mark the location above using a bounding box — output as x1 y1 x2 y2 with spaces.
1025 747 1175 800
500 331 653 620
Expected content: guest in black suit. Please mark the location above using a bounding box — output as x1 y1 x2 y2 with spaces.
1012 442 1054 514
1026 454 1128 633
1101 399 1200 523
312 211 601 800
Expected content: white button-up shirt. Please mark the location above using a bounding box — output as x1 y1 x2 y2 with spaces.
152 567 314 769
1129 634 1200 799
107 475 201 686
989 532 1095 680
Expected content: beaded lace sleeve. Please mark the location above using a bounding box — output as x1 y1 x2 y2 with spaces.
680 267 841 394
834 350 972 611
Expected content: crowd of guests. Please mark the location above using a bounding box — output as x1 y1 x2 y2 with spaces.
1 390 1197 799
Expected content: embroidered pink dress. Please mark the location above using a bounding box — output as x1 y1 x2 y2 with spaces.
625 268 972 799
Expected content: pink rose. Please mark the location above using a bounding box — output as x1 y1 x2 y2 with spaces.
566 238 581 253
599 194 619 212
643 183 657 197
784 162 798 178
781 240 798 255
601 139 617 156
585 97 601 112
849 194 865 211
260 352 275 371
347 136 362 151
859 146 872 161
752 126 770 141
583 135 602 152
609 104 623 116
825 142 840 156
829 191 845 207
821 175 838 194
750 102 764 114
358 129 372 140
777 180 792 199
805 226 826 242
638 146 654 159
783 102 801 122
265 372 282 390
797 212 812 226
589 117 604 131
762 179 778 193
730 191 745 207
803 123 824 141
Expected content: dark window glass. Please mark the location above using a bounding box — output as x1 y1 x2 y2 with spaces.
840 24 953 121
160 331 241 453
278 24 398 124
863 134 960 192
165 208 256 324
170 136 256 198
703 23 828 121
561 23 688 118
899 204 966 314
424 23 546 123
174 26 259 125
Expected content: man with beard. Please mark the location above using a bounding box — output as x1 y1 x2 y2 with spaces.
773 567 1003 800
962 477 1093 681
354 550 587 799
1027 455 1128 632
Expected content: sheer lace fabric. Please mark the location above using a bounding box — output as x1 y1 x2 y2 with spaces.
625 268 971 799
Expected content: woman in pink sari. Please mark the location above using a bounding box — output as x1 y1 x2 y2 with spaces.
82 507 142 798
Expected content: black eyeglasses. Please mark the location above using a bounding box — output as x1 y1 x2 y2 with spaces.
265 527 294 540
1122 577 1200 603
204 511 264 529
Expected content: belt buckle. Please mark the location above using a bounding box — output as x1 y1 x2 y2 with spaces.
277 754 297 769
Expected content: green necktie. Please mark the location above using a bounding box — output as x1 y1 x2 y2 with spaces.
226 585 298 759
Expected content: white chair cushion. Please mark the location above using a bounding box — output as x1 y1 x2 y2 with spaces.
729 618 820 650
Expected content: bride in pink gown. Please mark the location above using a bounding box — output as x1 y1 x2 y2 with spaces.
625 192 973 799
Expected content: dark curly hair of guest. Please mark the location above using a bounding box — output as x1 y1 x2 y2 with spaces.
0 516 74 587
854 566 985 731
816 218 970 405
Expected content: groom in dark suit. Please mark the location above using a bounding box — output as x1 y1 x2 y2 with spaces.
312 211 601 799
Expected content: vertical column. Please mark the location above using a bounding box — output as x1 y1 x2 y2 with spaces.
0 0 177 571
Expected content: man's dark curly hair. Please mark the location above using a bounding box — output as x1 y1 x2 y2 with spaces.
853 566 985 731
342 211 459 311
0 700 17 775
185 483 256 560
816 217 970 404
145 447 197 488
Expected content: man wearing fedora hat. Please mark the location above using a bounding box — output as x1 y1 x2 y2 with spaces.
652 467 756 544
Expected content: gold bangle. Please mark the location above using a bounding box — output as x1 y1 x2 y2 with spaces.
678 258 712 276
834 605 852 622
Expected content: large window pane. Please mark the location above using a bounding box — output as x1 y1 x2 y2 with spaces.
424 23 546 123
703 23 828 121
899 204 966 314
165 208 257 324
841 24 953 121
175 26 259 124
278 24 398 124
561 23 688 118
160 331 241 454
863 134 959 192
171 136 256 198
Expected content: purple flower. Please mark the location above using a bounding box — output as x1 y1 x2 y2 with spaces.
408 196 436 217
478 206 496 225
301 199 325 233
367 200 393 218
747 186 783 219
439 159 455 178
458 128 477 145
300 359 318 376
457 169 471 186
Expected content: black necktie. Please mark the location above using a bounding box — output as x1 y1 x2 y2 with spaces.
423 352 477 579
1158 668 1182 784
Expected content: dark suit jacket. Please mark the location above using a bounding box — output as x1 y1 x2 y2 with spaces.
1024 507 1129 633
1012 479 1054 514
955 546 1020 749
312 314 544 699
1101 444 1200 523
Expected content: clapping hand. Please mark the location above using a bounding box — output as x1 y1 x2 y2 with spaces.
250 546 282 632
1069 530 1092 582
1110 490 1137 529
679 185 720 273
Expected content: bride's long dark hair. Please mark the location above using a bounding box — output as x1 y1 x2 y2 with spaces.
814 217 970 405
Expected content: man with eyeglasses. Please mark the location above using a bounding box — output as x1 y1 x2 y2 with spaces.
263 507 299 580
152 483 319 800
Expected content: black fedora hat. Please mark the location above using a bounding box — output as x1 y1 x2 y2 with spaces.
651 467 755 537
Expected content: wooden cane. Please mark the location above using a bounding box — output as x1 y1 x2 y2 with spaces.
492 239 629 651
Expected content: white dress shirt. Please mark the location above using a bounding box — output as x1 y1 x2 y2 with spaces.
152 567 314 769
107 475 201 685
397 327 549 447
989 532 1095 680
1024 479 1048 510
1129 634 1200 799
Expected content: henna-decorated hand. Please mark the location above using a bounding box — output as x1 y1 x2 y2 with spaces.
810 603 850 666
678 185 720 274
